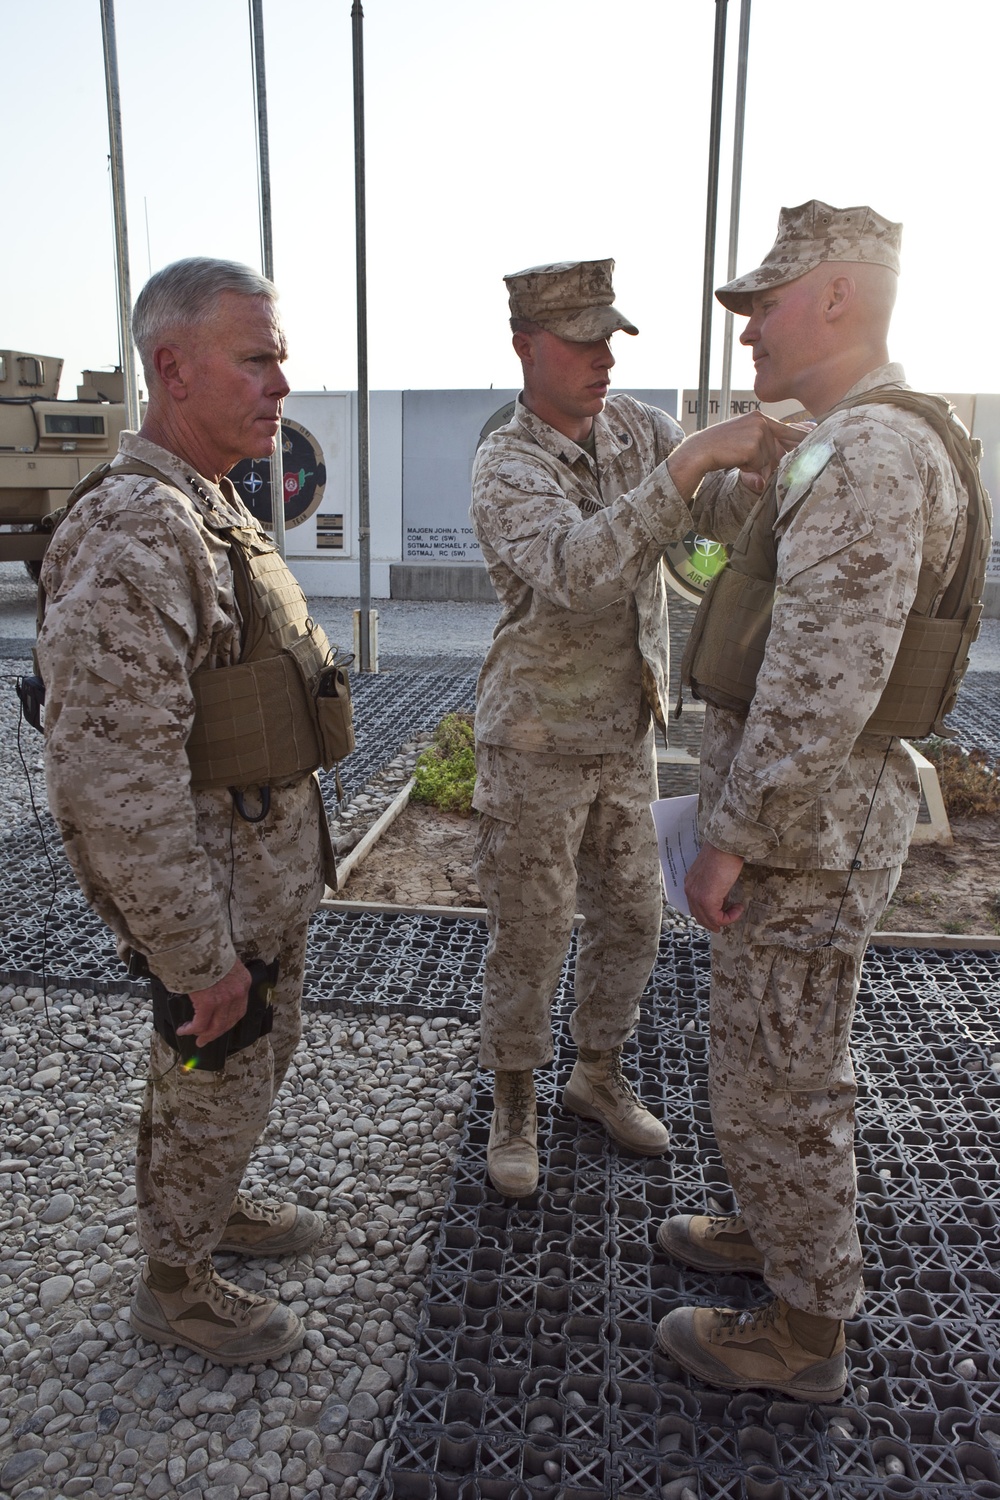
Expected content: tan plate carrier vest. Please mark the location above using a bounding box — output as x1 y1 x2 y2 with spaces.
680 388 992 739
45 459 355 793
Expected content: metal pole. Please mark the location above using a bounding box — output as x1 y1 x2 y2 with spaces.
99 0 141 431
353 1 373 672
719 0 752 426
696 0 728 432
249 0 286 558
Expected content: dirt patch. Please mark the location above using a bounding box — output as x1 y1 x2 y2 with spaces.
337 798 1000 939
338 800 481 908
878 814 1000 938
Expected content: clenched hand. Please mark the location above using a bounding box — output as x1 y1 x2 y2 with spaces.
176 958 252 1047
667 412 802 499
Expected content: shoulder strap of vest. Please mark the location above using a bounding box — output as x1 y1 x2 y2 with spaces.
36 456 261 663
218 530 267 660
828 387 992 620
35 457 188 653
60 457 180 519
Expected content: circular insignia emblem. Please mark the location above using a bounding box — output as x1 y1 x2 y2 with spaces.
228 418 327 529
478 401 516 448
663 532 729 603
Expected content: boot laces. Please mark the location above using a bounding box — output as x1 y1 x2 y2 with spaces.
230 1193 283 1227
719 1300 779 1338
707 1213 740 1235
190 1261 264 1319
497 1073 534 1136
609 1049 640 1105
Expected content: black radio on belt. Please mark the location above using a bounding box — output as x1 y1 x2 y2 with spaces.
150 958 278 1074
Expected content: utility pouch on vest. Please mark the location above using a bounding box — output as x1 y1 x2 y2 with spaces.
187 653 325 789
680 564 774 714
285 636 356 766
150 957 278 1074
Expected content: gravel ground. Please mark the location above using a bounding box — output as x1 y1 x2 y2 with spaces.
0 988 477 1500
0 565 495 1500
2 559 999 1500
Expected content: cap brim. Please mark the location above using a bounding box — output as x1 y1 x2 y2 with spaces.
538 305 638 340
716 259 821 315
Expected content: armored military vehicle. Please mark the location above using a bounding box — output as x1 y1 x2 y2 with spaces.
0 350 128 572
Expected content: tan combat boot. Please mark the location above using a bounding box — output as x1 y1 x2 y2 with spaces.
487 1069 538 1197
563 1046 669 1154
657 1212 764 1275
131 1256 304 1365
656 1297 846 1402
215 1192 323 1257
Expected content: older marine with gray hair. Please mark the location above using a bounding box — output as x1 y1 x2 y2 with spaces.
37 257 343 1365
131 256 278 372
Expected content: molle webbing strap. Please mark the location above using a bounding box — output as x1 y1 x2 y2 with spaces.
682 388 991 739
39 456 349 787
186 651 324 789
227 530 320 662
185 526 340 789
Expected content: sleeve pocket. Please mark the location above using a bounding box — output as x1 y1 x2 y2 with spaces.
777 447 874 583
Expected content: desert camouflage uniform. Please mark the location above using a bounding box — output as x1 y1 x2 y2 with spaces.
38 432 327 1265
472 395 755 1070
697 364 968 1318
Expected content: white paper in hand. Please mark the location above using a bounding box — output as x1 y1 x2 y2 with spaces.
650 795 701 917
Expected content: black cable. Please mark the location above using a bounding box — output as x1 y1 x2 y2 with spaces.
824 740 895 948
14 686 57 1032
227 792 238 941
14 678 128 1073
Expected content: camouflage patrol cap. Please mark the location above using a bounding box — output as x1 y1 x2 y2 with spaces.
505 259 638 341
716 200 903 315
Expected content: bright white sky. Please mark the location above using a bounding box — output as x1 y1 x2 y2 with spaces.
5 0 999 403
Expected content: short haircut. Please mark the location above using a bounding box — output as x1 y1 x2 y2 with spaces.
132 257 278 379
510 316 545 335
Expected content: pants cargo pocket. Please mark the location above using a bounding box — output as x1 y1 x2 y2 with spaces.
472 745 524 925
743 944 856 1094
473 809 523 926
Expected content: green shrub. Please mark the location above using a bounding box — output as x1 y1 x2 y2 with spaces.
411 712 476 816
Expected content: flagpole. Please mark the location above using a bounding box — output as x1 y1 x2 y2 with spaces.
696 0 728 432
719 0 752 426
352 1 373 672
99 0 141 431
249 0 286 558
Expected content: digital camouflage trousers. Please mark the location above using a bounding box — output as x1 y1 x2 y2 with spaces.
135 919 309 1265
473 733 663 1072
709 863 899 1320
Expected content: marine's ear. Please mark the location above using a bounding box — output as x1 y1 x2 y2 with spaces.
512 329 537 365
823 274 856 324
150 343 188 399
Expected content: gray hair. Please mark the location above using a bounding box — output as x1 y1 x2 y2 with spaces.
132 257 278 379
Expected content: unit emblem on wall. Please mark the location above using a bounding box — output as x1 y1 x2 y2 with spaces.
228 418 327 529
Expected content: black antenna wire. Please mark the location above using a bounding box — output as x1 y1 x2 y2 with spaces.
14 679 128 1073
824 740 895 948
14 681 58 1033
